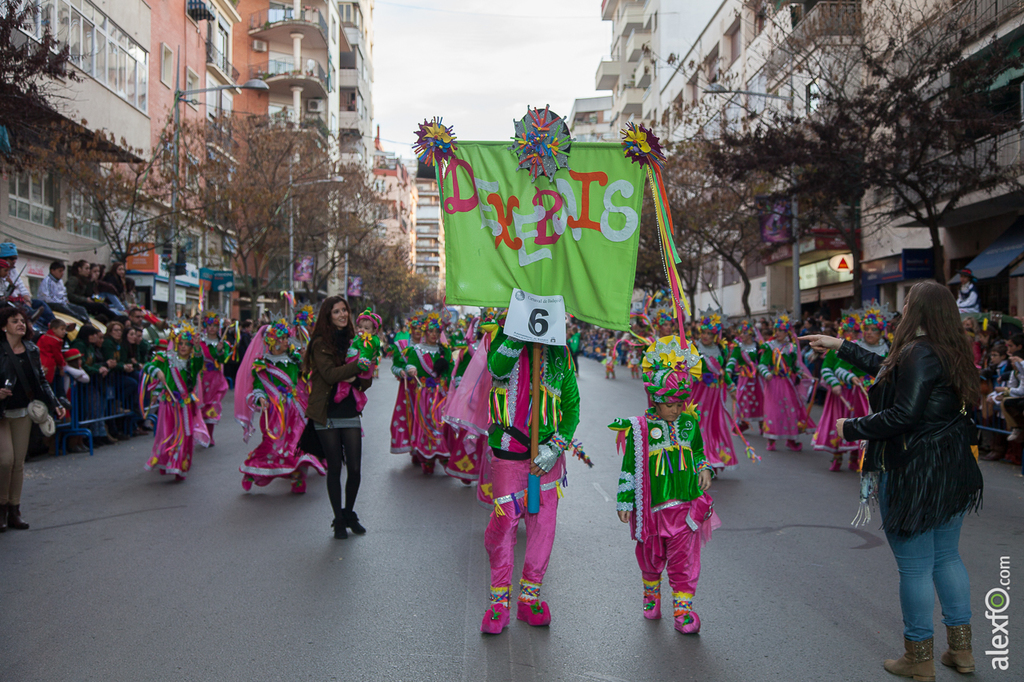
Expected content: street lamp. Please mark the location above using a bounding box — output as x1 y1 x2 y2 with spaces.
705 83 803 321
167 78 269 323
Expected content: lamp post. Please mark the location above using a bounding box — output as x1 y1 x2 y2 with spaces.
704 83 801 320
169 77 268 323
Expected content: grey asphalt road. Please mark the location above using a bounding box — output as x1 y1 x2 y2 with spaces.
2 357 1022 682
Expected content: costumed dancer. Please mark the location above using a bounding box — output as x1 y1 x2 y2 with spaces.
197 311 231 445
604 348 616 379
726 319 764 432
388 311 423 456
401 312 453 475
689 308 738 470
442 315 485 483
610 335 720 634
758 313 816 451
628 347 641 379
353 308 384 372
292 304 315 354
956 268 980 314
813 309 867 470
480 329 586 635
235 321 325 493
142 325 210 480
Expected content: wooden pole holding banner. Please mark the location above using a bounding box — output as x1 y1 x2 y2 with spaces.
527 342 542 513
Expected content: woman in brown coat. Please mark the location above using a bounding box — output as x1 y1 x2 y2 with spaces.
304 296 372 539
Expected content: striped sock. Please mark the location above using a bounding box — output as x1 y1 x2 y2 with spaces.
489 585 511 609
673 592 694 618
518 579 542 604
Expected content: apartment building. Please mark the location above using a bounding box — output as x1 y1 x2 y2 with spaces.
373 133 416 265
338 0 375 164
415 163 444 299
568 96 614 141
3 0 152 290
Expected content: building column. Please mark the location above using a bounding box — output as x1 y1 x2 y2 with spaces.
291 32 303 72
291 86 303 122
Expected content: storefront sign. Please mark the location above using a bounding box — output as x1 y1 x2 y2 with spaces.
828 253 854 273
126 243 158 273
199 268 235 292
861 249 933 286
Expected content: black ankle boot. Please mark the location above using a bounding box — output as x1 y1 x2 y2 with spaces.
7 504 28 530
345 510 366 535
0 504 7 532
332 518 348 539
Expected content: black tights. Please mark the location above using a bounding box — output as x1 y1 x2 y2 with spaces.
317 427 362 519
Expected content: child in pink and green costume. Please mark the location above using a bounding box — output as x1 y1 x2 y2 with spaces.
480 329 584 635
610 336 720 634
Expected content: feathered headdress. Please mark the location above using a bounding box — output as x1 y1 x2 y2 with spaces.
641 336 703 403
773 312 794 332
266 320 291 340
172 323 197 346
839 307 861 335
424 311 443 332
647 289 676 327
356 308 382 331
202 311 219 327
859 301 893 332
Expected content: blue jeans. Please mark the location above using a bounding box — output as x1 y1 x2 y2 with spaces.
880 474 972 641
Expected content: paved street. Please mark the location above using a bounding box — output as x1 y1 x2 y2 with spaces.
2 357 1022 682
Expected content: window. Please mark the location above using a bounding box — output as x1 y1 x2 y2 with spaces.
723 261 741 286
727 20 742 65
806 80 821 115
8 173 55 227
185 68 200 108
67 189 102 241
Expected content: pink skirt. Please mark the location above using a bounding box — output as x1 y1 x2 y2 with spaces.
762 375 816 439
200 368 229 424
813 385 867 453
476 447 496 507
734 374 764 422
690 381 738 470
443 424 486 481
410 382 449 460
390 379 413 454
240 399 326 481
145 399 210 477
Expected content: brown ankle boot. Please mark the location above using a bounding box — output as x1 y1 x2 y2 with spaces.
0 503 7 532
883 637 935 681
940 624 975 673
6 504 29 530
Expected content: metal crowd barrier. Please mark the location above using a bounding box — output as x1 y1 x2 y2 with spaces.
55 372 144 457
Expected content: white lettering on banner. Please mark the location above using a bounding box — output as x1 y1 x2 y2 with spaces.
553 178 582 241
504 289 567 346
513 204 553 266
475 178 503 239
600 180 639 243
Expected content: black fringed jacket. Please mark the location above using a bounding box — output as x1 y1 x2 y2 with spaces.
840 339 982 536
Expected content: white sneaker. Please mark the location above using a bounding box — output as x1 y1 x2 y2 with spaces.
1009 429 1022 442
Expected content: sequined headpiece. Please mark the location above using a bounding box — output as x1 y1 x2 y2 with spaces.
424 312 443 332
408 310 426 332
859 301 893 332
773 312 794 332
642 336 703 403
173 324 197 345
266 320 291 339
356 308 382 331
736 319 756 336
647 290 676 327
839 307 860 334
202 311 219 327
697 306 723 336
294 305 314 328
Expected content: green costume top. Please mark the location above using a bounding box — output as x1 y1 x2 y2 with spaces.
833 339 888 387
694 340 732 386
726 341 762 379
401 342 453 385
758 339 799 379
250 351 302 403
486 332 580 452
567 332 581 354
143 350 204 401
199 335 231 369
352 331 383 366
71 339 105 376
611 406 708 511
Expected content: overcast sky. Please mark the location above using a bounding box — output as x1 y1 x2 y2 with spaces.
372 0 718 160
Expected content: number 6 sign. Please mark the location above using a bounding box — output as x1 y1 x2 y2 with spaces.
503 289 567 346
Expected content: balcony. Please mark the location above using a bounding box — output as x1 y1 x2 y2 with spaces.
337 110 361 131
187 0 215 22
249 7 329 50
767 2 861 79
205 40 239 83
618 5 644 36
625 29 650 63
337 68 358 89
250 58 331 98
961 0 1024 41
632 56 652 88
615 86 644 117
205 118 236 152
596 59 621 90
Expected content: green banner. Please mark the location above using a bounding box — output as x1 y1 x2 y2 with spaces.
441 141 644 331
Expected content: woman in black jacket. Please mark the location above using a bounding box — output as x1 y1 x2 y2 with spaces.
802 281 982 681
0 306 65 532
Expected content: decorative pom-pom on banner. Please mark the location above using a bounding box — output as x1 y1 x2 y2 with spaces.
414 117 457 166
508 105 571 181
621 122 665 169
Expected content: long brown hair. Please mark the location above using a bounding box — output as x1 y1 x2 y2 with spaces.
879 281 979 405
303 296 354 372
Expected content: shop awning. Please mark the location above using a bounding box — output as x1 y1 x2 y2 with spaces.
948 216 1024 283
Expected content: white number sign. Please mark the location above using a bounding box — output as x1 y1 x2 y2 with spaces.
503 289 567 346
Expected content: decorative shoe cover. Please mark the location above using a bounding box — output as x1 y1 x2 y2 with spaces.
242 475 254 491
829 457 842 472
516 600 551 626
480 604 510 634
675 610 701 634
786 439 802 451
766 440 777 451
643 579 661 620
